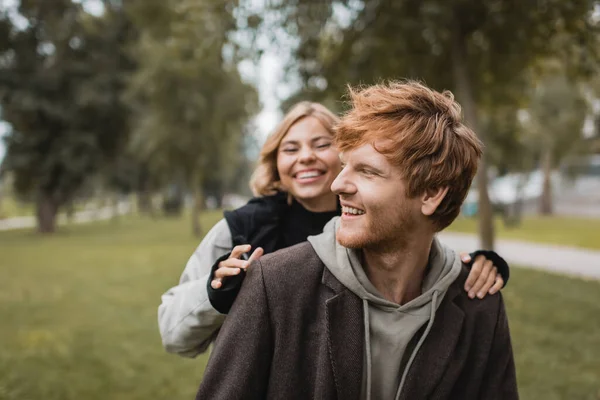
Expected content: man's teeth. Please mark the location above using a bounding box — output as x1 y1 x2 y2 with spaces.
296 171 322 179
342 206 365 215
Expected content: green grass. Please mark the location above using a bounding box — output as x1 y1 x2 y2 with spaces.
1 214 599 399
505 269 600 400
0 196 34 219
0 213 221 400
448 216 600 250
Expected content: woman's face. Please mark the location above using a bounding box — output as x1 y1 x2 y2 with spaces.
276 116 341 212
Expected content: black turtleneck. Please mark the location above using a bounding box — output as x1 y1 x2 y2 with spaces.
278 199 340 249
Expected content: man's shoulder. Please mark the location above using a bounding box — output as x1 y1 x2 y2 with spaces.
255 242 327 301
259 242 324 278
451 264 504 318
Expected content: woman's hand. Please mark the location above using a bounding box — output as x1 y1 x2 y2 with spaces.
460 252 504 299
211 245 264 289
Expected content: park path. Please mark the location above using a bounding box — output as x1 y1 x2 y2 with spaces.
0 202 131 232
438 231 600 280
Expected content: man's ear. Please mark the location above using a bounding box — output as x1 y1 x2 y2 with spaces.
421 187 449 216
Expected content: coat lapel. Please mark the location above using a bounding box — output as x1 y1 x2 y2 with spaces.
399 284 465 399
323 269 364 400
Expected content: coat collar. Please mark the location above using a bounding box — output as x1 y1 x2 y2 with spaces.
323 267 364 400
398 272 467 399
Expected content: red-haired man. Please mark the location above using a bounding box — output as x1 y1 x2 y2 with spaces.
196 81 518 400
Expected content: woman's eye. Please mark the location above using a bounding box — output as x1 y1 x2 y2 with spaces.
316 143 331 149
282 148 298 153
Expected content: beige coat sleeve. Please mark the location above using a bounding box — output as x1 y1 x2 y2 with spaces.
158 218 232 358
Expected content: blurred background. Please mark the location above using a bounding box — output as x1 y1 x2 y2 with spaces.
0 0 599 399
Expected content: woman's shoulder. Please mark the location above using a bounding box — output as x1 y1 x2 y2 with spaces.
223 192 289 243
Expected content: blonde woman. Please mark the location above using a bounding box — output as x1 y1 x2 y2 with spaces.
158 102 509 358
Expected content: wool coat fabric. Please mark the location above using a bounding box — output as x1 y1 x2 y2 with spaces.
196 242 518 400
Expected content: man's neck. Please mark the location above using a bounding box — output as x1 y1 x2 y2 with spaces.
362 233 435 305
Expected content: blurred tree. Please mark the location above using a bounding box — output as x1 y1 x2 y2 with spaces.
270 0 598 249
524 72 588 215
203 123 259 206
125 0 258 236
0 0 133 233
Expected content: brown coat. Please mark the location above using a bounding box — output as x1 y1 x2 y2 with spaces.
196 242 518 400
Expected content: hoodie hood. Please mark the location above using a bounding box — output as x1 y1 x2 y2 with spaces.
307 217 462 311
307 217 462 400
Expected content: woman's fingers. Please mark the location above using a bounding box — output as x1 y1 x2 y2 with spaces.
489 275 504 295
211 245 258 290
211 266 243 289
230 244 251 259
215 265 244 279
468 258 493 299
464 254 484 292
247 247 264 264
477 267 498 299
219 258 249 270
459 252 472 264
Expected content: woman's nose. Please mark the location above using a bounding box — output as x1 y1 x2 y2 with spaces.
298 146 316 163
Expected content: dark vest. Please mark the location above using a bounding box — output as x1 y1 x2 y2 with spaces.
223 192 290 255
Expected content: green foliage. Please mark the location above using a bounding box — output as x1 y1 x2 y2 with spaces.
281 0 598 102
0 216 599 399
0 1 133 230
266 0 600 248
268 0 599 163
526 73 589 164
125 0 259 198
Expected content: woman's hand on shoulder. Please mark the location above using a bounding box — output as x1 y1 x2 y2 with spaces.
460 252 504 299
211 245 264 289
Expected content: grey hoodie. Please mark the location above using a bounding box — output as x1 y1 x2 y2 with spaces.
308 217 462 400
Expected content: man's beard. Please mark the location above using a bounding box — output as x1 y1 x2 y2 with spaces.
336 206 417 252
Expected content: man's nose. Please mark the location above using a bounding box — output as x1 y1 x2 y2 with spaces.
331 168 354 195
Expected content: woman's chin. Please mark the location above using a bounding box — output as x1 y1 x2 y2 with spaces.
290 189 337 210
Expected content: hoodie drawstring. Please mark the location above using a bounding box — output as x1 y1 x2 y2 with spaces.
395 290 439 400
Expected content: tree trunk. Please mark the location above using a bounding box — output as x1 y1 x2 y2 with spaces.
539 145 554 215
36 193 58 234
112 194 120 222
137 177 154 217
192 184 203 237
452 25 495 249
0 189 4 219
65 200 75 225
137 191 152 215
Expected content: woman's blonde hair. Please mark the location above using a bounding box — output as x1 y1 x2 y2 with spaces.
250 101 339 196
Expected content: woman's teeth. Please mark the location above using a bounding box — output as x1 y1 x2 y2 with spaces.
342 206 365 215
296 171 322 179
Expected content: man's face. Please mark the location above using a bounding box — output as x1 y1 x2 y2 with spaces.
330 142 423 250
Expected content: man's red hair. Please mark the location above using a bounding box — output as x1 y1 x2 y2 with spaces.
334 80 483 230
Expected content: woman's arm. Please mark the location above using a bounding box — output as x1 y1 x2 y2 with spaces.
157 219 232 358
